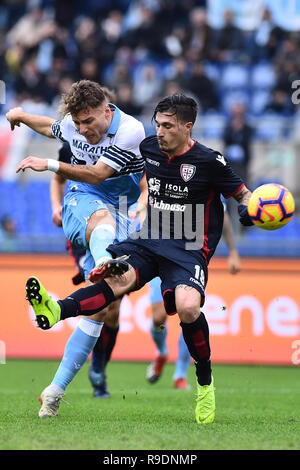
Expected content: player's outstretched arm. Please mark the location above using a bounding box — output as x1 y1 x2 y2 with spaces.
16 156 115 185
233 185 252 205
6 107 55 138
233 185 254 227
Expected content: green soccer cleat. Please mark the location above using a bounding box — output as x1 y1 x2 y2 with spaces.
26 277 61 330
195 376 215 424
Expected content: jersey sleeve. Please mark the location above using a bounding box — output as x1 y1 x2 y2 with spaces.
209 151 244 198
51 114 72 143
100 120 145 172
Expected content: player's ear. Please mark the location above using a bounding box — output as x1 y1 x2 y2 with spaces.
185 121 193 133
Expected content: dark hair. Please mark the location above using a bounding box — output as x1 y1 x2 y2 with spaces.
152 94 198 124
60 80 106 116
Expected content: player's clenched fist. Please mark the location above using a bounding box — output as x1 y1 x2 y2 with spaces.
52 205 63 227
16 156 48 173
6 107 24 130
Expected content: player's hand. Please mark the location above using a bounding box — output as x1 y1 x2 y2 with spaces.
16 156 48 173
6 107 24 131
238 204 253 226
52 206 63 227
128 203 147 225
227 249 241 274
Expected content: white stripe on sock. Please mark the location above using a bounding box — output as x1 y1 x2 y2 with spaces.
78 318 103 337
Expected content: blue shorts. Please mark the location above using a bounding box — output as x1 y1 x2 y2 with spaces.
62 188 130 280
149 277 163 304
107 239 207 315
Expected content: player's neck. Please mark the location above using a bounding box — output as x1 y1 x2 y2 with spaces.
166 138 194 160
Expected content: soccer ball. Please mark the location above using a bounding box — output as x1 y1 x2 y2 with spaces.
248 183 295 230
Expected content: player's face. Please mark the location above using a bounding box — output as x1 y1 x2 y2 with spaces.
72 104 112 144
155 112 192 157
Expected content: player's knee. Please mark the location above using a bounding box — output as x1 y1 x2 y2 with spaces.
85 210 115 243
176 299 201 324
175 286 202 323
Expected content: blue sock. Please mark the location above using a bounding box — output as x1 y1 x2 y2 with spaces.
150 321 168 356
52 318 103 390
174 332 191 380
89 224 116 265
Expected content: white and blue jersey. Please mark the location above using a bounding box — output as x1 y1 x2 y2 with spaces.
52 104 145 209
51 104 145 277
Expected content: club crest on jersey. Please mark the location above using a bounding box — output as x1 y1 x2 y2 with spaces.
180 164 196 182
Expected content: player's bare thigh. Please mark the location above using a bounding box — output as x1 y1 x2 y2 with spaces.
175 284 202 324
85 209 116 244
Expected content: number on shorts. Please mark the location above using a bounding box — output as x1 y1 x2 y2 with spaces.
194 265 205 285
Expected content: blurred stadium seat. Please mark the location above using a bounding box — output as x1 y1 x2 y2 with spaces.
254 114 292 140
250 90 271 115
220 89 250 115
0 181 64 251
250 63 276 90
200 111 227 139
221 64 249 89
0 1 299 257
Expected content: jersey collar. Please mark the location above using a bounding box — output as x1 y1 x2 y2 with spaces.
107 104 121 137
161 139 197 162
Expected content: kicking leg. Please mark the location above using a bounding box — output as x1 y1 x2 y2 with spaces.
27 262 134 330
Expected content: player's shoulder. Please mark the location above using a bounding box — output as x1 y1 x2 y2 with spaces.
114 110 145 148
119 109 145 134
194 141 221 159
51 113 74 142
194 141 227 166
140 135 158 151
52 113 74 132
53 112 72 126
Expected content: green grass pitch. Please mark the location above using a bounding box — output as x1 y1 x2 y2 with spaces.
0 359 299 450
